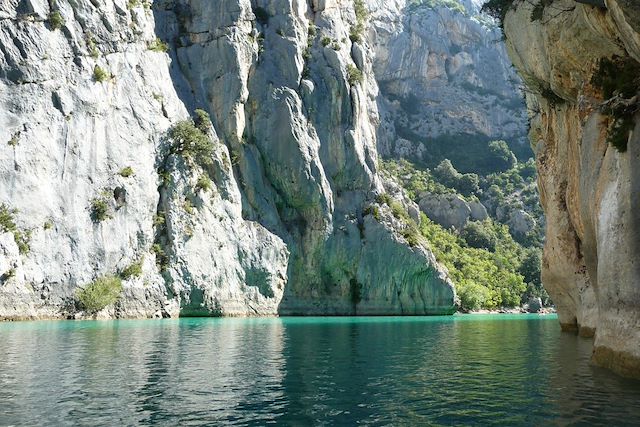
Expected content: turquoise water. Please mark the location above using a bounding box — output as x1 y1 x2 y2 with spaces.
1 315 639 426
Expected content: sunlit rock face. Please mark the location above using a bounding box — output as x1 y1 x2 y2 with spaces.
0 0 455 319
503 0 640 378
366 0 528 163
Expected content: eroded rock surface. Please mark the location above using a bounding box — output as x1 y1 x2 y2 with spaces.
367 0 528 162
504 0 640 378
0 0 455 318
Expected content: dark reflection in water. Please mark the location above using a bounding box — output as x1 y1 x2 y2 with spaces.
0 315 638 426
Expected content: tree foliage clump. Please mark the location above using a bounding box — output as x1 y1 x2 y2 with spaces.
48 11 64 30
0 204 30 254
349 0 369 42
481 0 517 29
120 258 143 280
76 276 123 312
591 55 640 152
346 64 364 86
420 214 527 311
167 118 214 165
462 220 498 251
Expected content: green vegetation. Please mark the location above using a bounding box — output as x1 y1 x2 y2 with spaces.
420 214 526 310
375 193 422 247
87 37 100 58
7 132 18 147
591 55 640 152
153 213 165 226
76 276 122 312
0 204 30 255
183 198 195 215
462 220 498 251
408 0 467 15
119 167 134 178
381 157 546 311
167 117 215 165
349 0 369 43
128 0 141 9
120 258 143 280
321 36 332 47
43 220 53 230
93 65 110 82
90 196 110 222
148 38 169 52
193 109 212 133
480 0 516 29
48 11 64 30
196 174 212 192
152 243 168 271
346 64 364 86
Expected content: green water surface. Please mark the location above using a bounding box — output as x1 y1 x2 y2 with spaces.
1 314 639 426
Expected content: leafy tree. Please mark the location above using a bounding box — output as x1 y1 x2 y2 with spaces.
168 119 214 165
462 220 498 251
485 140 517 173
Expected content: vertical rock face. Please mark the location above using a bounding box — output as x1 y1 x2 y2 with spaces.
367 0 528 162
503 0 640 378
0 0 455 318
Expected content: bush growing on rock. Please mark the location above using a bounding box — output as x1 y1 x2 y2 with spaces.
196 174 212 192
148 38 169 52
119 167 134 178
0 204 30 254
193 109 213 133
90 196 110 222
48 11 64 30
120 258 143 280
77 276 122 312
347 64 364 86
93 65 110 82
167 119 214 165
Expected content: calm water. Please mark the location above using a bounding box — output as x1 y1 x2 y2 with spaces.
1 315 639 426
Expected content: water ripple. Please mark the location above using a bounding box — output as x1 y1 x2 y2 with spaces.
0 315 639 426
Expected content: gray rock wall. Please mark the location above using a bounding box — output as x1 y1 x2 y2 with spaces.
0 0 455 319
503 0 640 378
367 0 528 162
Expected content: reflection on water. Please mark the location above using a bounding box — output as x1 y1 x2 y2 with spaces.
0 315 639 426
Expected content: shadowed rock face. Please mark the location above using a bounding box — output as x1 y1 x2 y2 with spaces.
503 0 640 378
367 0 528 162
0 0 455 319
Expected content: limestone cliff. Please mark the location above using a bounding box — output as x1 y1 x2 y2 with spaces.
503 0 640 377
0 0 455 319
367 0 528 163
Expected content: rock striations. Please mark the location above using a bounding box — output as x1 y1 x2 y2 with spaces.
503 0 640 378
368 0 528 162
0 0 456 319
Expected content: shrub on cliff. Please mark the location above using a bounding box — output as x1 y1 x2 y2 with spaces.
0 204 30 254
77 276 123 312
90 196 110 222
93 65 110 82
481 0 516 28
347 64 364 86
167 119 214 165
48 11 64 30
